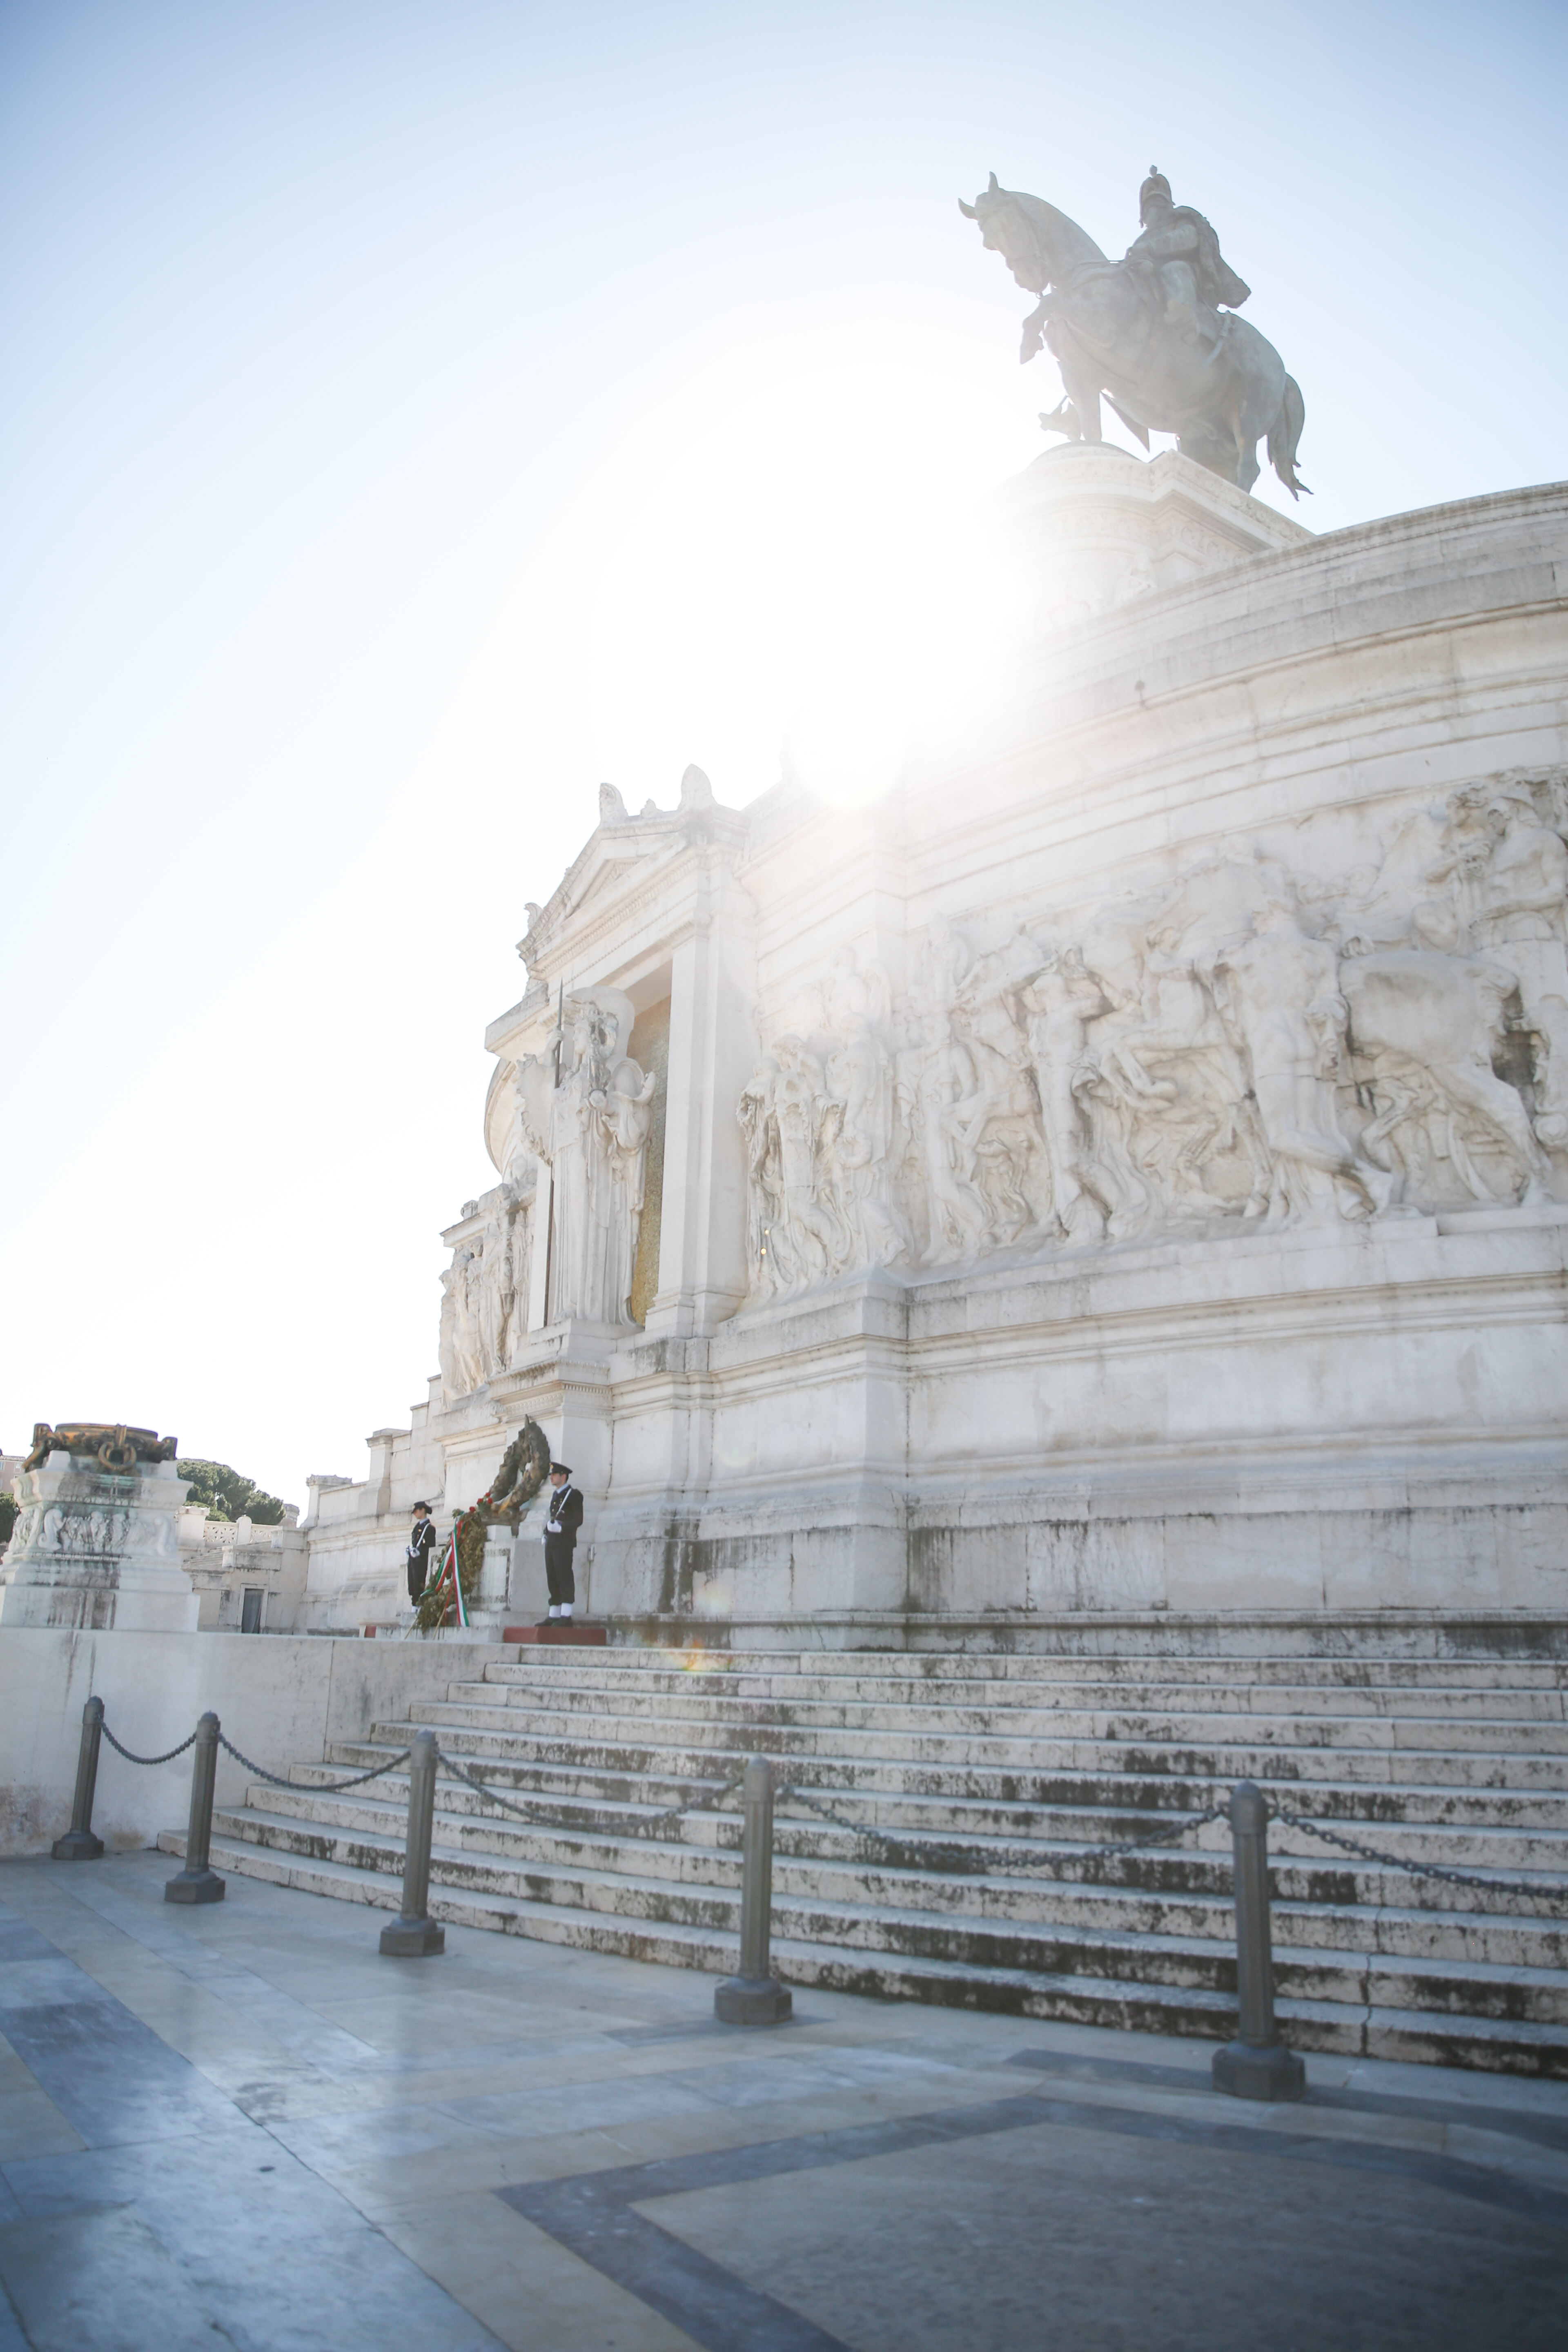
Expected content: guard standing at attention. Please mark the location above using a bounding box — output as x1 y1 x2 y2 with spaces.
406 1501 439 1603
541 1463 584 1623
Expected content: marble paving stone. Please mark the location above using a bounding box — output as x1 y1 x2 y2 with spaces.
0 2206 241 2352
0 2283 27 2352
3 1854 1567 2350
647 2113 1568 2352
0 2038 81 2165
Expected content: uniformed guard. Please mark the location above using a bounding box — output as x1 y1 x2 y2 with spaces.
541 1463 584 1622
406 1501 438 1603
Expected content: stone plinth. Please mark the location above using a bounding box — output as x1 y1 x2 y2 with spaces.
0 1451 198 1632
988 439 1311 639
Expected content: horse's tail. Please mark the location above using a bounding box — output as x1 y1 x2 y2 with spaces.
1268 374 1310 499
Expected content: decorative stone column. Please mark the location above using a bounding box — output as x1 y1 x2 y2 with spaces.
0 1425 198 1632
643 839 757 1339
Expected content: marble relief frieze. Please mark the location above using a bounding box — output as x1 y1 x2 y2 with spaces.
739 771 1568 1305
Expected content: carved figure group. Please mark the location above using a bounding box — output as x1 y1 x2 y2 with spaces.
439 1186 529 1400
739 769 1568 1304
513 989 657 1328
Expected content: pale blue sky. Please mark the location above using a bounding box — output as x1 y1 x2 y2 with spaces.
3 0 1563 1503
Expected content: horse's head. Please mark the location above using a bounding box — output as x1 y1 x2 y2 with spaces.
959 173 1049 294
959 174 1107 296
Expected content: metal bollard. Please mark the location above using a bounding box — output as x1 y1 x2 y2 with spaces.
380 1731 445 1956
715 1755 792 2025
165 1713 227 1904
1213 1780 1305 2101
53 1697 107 1861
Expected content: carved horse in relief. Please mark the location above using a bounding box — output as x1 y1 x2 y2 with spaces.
960 176 1307 498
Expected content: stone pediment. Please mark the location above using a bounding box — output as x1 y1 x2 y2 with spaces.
516 766 750 975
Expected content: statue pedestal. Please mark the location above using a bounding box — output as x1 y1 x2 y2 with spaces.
463 1524 519 1636
0 1452 199 1633
990 440 1311 641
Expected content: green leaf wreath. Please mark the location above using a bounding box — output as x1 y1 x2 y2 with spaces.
413 1417 551 1631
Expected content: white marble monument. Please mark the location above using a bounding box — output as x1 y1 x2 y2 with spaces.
296 443 1568 1635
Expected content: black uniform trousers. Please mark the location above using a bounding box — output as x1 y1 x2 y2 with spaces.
544 1534 576 1608
407 1531 437 1602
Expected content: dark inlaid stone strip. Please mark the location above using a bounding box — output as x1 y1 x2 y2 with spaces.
502 2081 1568 2350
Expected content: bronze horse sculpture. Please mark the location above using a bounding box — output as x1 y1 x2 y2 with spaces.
960 175 1307 499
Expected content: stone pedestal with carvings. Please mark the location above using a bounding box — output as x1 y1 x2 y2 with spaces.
0 1447 199 1632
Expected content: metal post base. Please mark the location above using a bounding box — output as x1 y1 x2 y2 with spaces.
164 1868 226 1905
380 1917 445 1957
715 1974 793 2026
1213 2038 1306 2101
51 1831 104 1861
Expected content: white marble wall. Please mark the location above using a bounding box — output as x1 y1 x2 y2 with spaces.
300 448 1568 1628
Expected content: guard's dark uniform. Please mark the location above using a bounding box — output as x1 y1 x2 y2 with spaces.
544 1480 584 1610
406 1515 438 1602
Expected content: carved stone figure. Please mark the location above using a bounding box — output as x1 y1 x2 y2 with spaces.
1020 950 1117 1241
592 1046 658 1323
1341 940 1547 1203
437 1258 462 1396
1445 782 1568 1149
959 171 1306 496
483 1188 531 1376
514 988 657 1326
452 1247 484 1395
1123 166 1250 355
826 1022 909 1270
1214 896 1384 1223
906 1010 991 1265
772 1036 846 1285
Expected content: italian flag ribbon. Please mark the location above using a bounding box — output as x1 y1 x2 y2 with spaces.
428 1528 468 1628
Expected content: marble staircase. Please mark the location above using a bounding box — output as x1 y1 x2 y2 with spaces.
159 1639 1568 2074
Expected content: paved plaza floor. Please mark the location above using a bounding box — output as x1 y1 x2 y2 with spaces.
0 1851 1564 2350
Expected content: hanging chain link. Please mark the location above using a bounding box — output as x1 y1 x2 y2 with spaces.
773 1781 1229 1876
94 1703 1564 1918
218 1735 412 1795
100 1721 197 1767
1266 1805 1562 1903
437 1750 751 1836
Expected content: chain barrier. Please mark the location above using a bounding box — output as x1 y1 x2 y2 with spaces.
100 1722 197 1768
437 1751 750 1836
98 1713 409 1794
217 1735 413 1796
639 1767 749 1840
1267 1805 1561 1903
91 1708 1563 1915
773 1781 1229 1878
437 1751 544 1824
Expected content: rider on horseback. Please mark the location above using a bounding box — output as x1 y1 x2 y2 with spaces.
1124 167 1251 356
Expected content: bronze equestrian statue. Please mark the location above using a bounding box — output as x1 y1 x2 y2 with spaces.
961 167 1307 499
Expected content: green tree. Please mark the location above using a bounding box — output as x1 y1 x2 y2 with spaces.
0 1492 16 1546
176 1459 287 1525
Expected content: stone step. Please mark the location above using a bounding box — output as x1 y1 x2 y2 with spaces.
467 1665 1568 1716
416 1690 1568 1753
169 1814 1568 2045
480 1649 1568 1687
297 1753 1568 1871
225 1787 1568 1967
379 1711 1568 1795
328 1733 1568 1832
